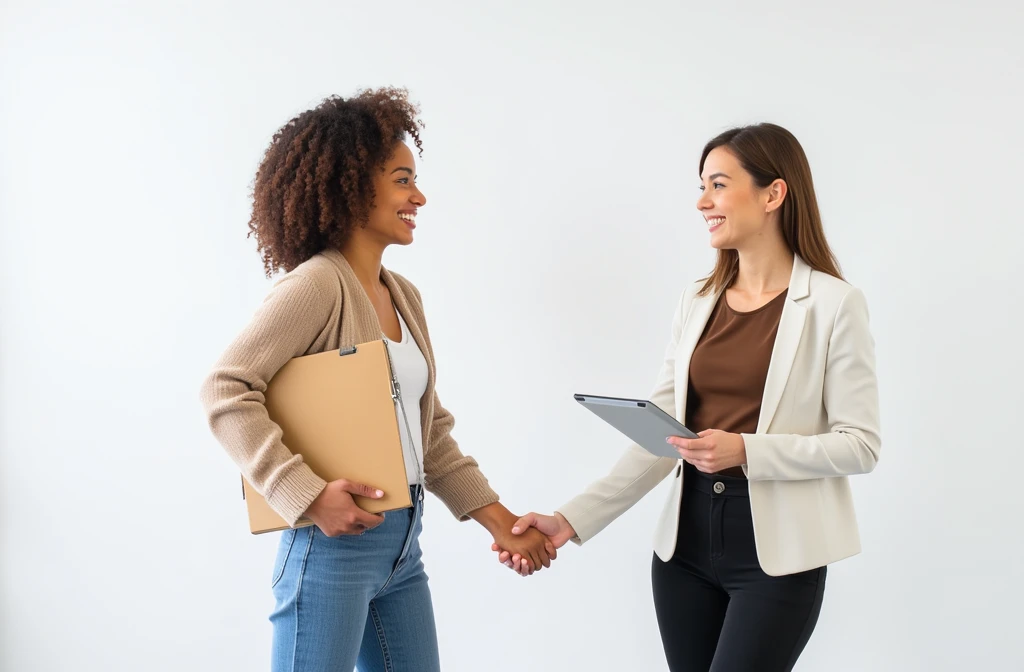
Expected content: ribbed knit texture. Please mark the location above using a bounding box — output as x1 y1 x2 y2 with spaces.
200 249 499 525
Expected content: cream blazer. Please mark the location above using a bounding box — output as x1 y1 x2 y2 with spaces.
556 255 881 576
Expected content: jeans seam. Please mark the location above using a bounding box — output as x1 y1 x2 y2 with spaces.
271 530 297 589
288 529 315 672
368 601 393 672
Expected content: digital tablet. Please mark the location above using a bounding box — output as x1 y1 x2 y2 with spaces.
573 393 698 459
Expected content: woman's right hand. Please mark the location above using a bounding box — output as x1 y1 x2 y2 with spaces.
492 512 576 571
303 479 386 537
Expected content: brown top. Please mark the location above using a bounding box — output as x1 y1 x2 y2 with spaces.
685 289 788 478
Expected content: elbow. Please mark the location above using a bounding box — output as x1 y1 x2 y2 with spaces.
866 439 881 473
199 370 219 420
850 430 881 475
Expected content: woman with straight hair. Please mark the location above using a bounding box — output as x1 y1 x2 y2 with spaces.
494 123 881 671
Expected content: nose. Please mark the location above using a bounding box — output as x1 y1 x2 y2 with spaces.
411 185 426 207
696 189 713 211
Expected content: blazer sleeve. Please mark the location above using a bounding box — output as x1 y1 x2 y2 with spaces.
742 287 882 481
554 286 692 545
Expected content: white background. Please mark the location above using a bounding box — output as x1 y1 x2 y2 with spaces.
2 1 1023 670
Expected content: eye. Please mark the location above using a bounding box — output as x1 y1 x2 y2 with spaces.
699 185 705 192
713 182 725 189
396 177 410 184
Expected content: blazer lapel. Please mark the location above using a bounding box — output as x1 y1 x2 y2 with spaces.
674 288 721 422
755 256 811 433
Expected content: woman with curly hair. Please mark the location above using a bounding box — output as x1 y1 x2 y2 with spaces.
200 88 555 670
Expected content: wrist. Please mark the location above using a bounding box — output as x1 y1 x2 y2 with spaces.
553 512 576 542
468 502 516 536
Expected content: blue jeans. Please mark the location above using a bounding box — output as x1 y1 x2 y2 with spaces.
270 486 439 671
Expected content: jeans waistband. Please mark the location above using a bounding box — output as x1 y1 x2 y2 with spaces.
684 462 749 498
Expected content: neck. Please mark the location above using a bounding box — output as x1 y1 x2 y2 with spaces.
733 232 794 295
339 233 387 298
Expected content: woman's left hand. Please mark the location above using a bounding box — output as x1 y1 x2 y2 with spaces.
668 429 747 473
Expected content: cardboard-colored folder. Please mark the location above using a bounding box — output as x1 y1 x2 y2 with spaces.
241 339 413 534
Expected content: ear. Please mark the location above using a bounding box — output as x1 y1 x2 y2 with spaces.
765 179 787 214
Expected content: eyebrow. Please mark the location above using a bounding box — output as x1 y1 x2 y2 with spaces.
705 172 731 181
390 167 415 176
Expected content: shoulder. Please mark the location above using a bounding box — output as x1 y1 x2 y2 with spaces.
807 270 865 311
269 253 343 305
805 270 871 332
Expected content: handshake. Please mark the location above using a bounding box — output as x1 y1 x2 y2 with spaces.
489 511 577 577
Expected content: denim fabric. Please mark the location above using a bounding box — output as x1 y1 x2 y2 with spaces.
270 487 438 671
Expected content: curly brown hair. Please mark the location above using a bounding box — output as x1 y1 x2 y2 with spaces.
247 87 424 276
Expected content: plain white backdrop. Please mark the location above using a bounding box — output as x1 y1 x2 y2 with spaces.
2 1 1023 670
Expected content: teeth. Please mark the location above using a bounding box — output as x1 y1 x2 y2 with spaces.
399 213 416 222
707 217 725 228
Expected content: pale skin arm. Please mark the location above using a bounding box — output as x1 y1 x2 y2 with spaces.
491 430 744 571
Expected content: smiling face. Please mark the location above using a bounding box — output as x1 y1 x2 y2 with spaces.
363 141 427 246
696 146 785 251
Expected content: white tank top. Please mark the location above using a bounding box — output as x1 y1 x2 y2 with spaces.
385 310 428 485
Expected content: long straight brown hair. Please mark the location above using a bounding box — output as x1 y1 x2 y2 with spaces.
697 123 843 296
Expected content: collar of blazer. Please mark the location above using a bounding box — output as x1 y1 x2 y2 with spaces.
676 254 812 434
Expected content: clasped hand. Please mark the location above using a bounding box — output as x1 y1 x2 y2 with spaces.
491 512 576 577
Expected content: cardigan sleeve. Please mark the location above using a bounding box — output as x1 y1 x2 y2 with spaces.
199 272 332 526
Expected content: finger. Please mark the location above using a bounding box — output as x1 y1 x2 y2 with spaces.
667 437 688 450
356 511 385 529
544 541 557 559
669 438 709 452
339 479 385 499
680 448 716 464
511 513 536 535
697 429 716 437
499 551 511 563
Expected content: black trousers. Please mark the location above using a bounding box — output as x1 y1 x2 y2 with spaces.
652 463 826 672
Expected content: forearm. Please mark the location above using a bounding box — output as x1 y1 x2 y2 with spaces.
742 431 880 481
423 393 500 519
467 501 517 536
556 445 676 544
